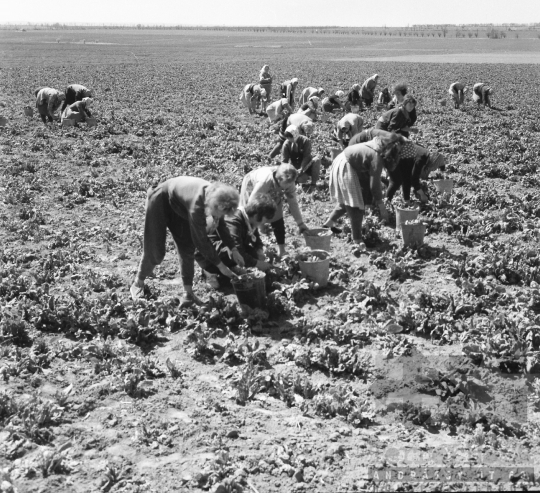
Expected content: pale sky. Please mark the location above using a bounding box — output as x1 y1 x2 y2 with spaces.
2 0 538 27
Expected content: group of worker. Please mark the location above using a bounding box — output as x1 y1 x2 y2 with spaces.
33 84 94 125
22 71 491 306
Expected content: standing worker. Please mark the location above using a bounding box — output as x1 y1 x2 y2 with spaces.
281 124 322 187
280 78 299 109
360 74 379 107
61 84 92 113
472 83 493 108
448 82 467 109
34 87 65 124
259 65 273 109
130 177 244 306
240 163 309 257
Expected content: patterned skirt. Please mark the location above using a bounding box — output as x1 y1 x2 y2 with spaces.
329 153 364 210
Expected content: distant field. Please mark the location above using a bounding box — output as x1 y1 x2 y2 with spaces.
1 29 540 66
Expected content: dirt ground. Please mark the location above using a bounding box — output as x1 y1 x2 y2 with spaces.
1 31 540 492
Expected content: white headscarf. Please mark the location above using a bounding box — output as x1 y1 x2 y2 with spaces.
83 97 93 106
302 121 314 136
285 125 299 140
291 78 299 84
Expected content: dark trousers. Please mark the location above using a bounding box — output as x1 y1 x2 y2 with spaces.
387 158 414 201
36 103 53 123
327 205 364 241
137 185 196 285
362 97 374 107
271 217 286 245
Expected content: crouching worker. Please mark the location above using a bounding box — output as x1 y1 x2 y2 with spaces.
35 87 65 124
333 113 363 149
472 83 493 108
240 83 267 115
386 144 446 204
281 124 321 187
130 177 244 307
266 98 292 123
61 97 93 125
196 195 277 287
322 134 403 250
241 163 309 257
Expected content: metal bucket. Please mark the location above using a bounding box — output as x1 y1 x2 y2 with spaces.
395 206 420 233
299 250 330 287
401 223 426 248
433 179 453 195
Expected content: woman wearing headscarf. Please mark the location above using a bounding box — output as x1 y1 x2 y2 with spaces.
240 83 267 115
472 83 493 108
386 144 447 204
322 91 345 113
344 84 363 113
333 113 364 149
298 96 320 121
281 124 322 187
360 74 379 107
61 97 93 125
240 163 309 257
348 127 396 147
266 98 292 123
322 134 403 249
269 112 314 158
34 87 65 124
259 65 273 108
375 94 418 138
299 87 325 106
448 82 467 109
61 84 92 113
130 177 244 306
280 78 299 109
387 83 417 131
196 195 277 287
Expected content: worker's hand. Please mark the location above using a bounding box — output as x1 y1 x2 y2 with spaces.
231 249 245 268
378 202 389 222
298 223 309 234
217 263 238 279
256 260 273 272
416 189 429 203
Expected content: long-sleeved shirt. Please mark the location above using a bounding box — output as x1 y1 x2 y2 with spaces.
322 96 342 111
450 82 465 93
277 113 311 141
35 88 63 117
259 71 272 85
240 166 303 225
375 107 416 135
347 89 361 105
361 76 377 99
206 209 263 268
343 141 386 204
336 114 363 140
299 87 323 105
282 135 312 170
162 177 235 266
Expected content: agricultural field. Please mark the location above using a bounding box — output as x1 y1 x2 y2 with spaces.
2 29 540 492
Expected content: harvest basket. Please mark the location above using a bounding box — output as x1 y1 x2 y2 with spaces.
303 228 332 252
62 118 75 128
231 272 267 309
86 117 97 127
299 249 330 287
433 179 453 195
24 106 34 117
401 222 426 248
395 206 420 233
